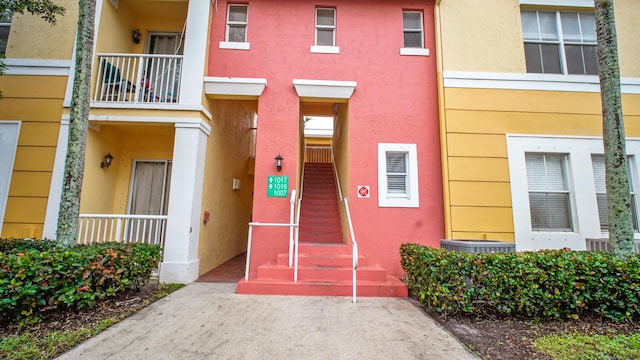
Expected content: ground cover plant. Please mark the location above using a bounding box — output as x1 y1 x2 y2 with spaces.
400 243 640 321
0 238 178 360
0 238 162 323
401 243 640 359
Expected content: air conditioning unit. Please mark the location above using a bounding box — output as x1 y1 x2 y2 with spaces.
440 239 515 254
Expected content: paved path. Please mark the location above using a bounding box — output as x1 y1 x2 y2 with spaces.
57 283 478 360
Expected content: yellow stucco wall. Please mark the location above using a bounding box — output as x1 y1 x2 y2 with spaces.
198 99 257 275
438 0 640 77
0 75 67 238
96 0 187 55
333 103 349 243
5 0 78 59
80 123 174 214
441 87 640 241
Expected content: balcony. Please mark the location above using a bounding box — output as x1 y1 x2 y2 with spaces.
92 53 183 105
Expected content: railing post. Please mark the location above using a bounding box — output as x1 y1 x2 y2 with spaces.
289 189 296 267
245 225 254 281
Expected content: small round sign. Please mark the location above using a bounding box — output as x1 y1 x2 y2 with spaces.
357 185 370 198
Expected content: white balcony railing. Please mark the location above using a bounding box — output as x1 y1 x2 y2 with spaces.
93 53 183 104
77 214 167 247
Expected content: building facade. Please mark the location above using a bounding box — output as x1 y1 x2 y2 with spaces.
436 0 640 251
1 0 443 294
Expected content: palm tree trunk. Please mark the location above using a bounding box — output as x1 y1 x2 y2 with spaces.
56 0 96 246
595 0 634 258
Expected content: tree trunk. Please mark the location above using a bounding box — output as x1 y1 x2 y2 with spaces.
595 0 634 258
56 0 95 246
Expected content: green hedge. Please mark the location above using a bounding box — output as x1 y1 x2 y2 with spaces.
400 243 640 321
0 239 162 322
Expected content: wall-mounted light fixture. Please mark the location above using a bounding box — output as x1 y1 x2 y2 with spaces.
132 29 141 44
100 152 114 168
274 153 283 172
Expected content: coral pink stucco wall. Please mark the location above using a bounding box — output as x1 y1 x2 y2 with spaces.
208 0 442 277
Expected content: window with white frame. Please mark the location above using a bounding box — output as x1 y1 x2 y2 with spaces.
521 10 597 75
525 153 573 231
402 11 423 48
508 136 640 252
219 4 250 50
315 8 336 47
591 154 639 231
378 143 419 208
0 10 12 55
226 4 248 43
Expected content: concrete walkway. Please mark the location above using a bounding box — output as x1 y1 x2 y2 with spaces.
57 283 478 360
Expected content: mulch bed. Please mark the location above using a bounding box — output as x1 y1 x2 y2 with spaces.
418 303 640 359
0 283 163 354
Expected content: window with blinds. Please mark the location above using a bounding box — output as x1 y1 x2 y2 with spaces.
591 154 638 231
525 153 573 231
386 152 408 196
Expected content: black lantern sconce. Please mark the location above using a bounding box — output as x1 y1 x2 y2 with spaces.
100 153 114 169
274 153 283 172
132 29 141 44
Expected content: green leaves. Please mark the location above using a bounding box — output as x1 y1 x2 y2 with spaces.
400 243 640 321
0 239 161 323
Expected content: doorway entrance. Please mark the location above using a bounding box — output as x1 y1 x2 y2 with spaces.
142 33 184 102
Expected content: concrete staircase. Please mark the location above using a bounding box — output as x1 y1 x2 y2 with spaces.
237 162 407 297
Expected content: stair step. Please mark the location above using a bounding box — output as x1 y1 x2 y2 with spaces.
297 243 352 255
299 227 341 233
237 276 408 297
299 232 343 243
257 264 387 282
276 253 366 267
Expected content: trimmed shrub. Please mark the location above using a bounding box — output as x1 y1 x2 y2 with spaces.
400 243 640 321
0 239 162 322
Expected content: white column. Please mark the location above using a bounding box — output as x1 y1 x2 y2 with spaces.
160 121 210 283
42 118 70 239
179 0 210 106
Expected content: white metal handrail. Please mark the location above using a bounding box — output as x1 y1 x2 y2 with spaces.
330 143 359 303
93 53 183 104
293 160 306 282
77 214 167 247
244 190 298 281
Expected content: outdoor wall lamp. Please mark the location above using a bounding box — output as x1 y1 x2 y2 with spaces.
100 153 114 169
132 29 141 44
274 153 283 172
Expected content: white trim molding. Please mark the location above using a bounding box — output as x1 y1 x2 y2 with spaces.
4 59 71 76
443 71 640 94
204 77 267 99
293 79 357 100
507 134 640 252
179 0 211 106
519 0 593 8
377 143 419 208
219 41 250 50
43 118 69 239
87 115 212 136
0 121 21 236
310 45 340 54
400 48 430 57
